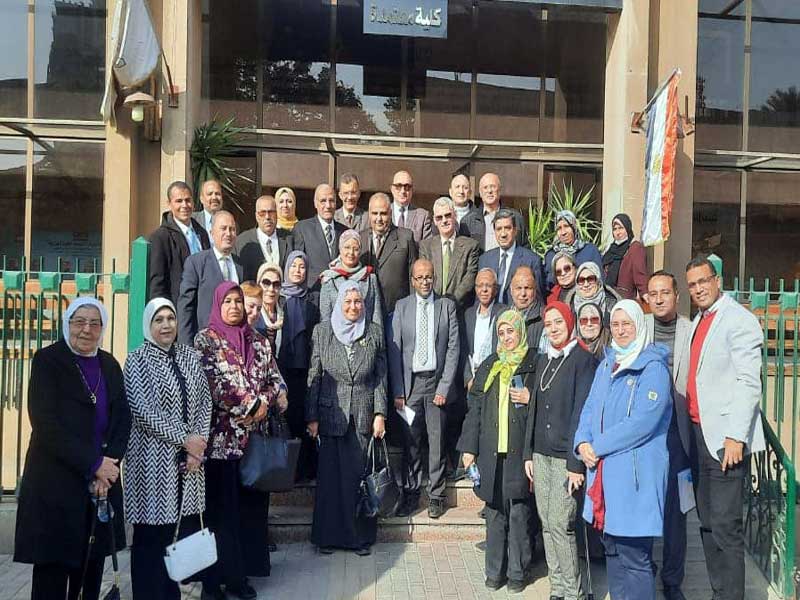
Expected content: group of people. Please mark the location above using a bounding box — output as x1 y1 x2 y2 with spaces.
12 169 764 600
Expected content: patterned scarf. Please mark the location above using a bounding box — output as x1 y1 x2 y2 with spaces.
484 309 529 393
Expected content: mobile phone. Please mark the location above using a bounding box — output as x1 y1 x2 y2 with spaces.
511 375 524 389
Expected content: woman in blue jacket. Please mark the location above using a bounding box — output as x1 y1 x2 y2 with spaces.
573 299 672 600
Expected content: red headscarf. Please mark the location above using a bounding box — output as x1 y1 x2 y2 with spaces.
207 281 255 369
543 300 575 351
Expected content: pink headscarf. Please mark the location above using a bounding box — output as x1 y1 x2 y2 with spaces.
207 281 255 369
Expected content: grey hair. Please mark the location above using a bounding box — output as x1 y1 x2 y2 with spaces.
432 196 455 213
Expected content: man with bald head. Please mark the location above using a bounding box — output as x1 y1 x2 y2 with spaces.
509 265 544 348
460 173 529 251
192 179 224 241
291 183 347 289
390 170 432 243
235 195 293 280
449 173 474 225
389 258 460 519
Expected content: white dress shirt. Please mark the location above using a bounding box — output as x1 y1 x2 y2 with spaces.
256 228 280 265
412 293 437 373
213 247 239 283
472 302 496 374
483 209 499 251
393 203 410 227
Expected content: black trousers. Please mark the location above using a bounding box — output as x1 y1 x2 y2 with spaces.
401 372 448 501
31 559 104 600
130 516 201 600
662 422 689 588
691 423 746 600
444 392 467 471
284 366 317 480
484 454 532 583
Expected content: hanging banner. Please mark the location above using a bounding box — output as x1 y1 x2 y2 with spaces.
364 0 448 39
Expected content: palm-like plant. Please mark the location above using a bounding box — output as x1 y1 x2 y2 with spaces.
527 181 604 257
527 201 552 258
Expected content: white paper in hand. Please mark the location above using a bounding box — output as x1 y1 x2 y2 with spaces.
396 405 416 427
677 468 695 514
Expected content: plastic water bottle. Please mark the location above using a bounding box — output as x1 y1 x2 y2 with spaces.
466 463 481 488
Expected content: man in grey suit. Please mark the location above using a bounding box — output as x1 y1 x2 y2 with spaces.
291 183 347 290
389 259 460 519
192 179 223 240
645 271 692 600
390 170 432 243
235 195 293 280
177 210 244 345
684 256 765 600
419 197 480 312
334 173 369 232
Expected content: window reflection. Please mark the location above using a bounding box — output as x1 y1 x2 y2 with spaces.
34 0 106 120
692 169 740 288
0 139 26 264
31 141 104 272
0 1 28 118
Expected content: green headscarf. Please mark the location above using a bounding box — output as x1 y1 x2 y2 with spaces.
484 309 529 393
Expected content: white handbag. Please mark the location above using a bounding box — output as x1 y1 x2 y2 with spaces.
164 481 218 582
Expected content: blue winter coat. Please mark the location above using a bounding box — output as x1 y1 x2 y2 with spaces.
573 343 672 538
543 243 603 293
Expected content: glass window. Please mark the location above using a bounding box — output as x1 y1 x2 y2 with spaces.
34 0 107 120
0 139 27 264
31 141 104 272
0 1 28 118
693 169 740 287
746 172 800 286
473 161 539 214
261 150 329 220
696 0 745 150
748 1 800 153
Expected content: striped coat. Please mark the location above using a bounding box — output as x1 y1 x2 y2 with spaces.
123 342 212 524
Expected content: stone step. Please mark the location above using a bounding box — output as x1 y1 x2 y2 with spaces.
269 505 486 543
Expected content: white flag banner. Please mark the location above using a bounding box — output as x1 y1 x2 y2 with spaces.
100 0 161 122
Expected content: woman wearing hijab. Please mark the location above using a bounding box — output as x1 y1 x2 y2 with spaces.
14 298 131 600
255 263 284 355
547 250 578 304
319 229 384 327
458 309 538 595
573 300 672 600
305 282 388 556
543 209 603 293
123 298 212 599
577 302 612 361
275 186 299 231
565 261 622 325
279 250 320 480
195 282 288 600
602 213 649 300
523 301 597 600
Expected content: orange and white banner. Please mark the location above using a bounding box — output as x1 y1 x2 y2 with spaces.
641 69 681 247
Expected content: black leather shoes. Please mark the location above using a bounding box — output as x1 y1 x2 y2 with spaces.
319 546 334 554
355 545 372 556
395 496 420 517
201 587 227 600
485 576 507 591
227 581 257 600
507 578 528 594
663 586 688 600
428 498 446 519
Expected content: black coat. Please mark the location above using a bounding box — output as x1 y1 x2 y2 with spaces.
457 349 538 504
149 213 211 304
235 227 294 281
14 341 131 567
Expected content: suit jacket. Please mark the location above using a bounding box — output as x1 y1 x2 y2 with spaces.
192 209 213 236
393 203 432 243
334 207 370 232
478 245 545 305
458 204 529 250
461 302 507 384
645 313 692 457
148 214 211 304
359 226 418 315
419 235 480 311
688 294 766 459
177 249 244 345
305 322 388 438
388 294 460 400
234 227 292 281
290 217 347 289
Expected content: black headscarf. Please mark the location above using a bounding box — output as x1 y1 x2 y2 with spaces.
602 213 634 287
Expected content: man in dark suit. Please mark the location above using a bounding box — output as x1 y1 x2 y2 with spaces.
389 259 460 519
509 265 544 349
291 183 347 290
419 197 480 312
177 210 243 345
234 195 292 280
478 209 545 305
192 179 224 239
390 170 432 243
359 192 418 316
148 181 210 304
334 173 369 232
459 172 529 250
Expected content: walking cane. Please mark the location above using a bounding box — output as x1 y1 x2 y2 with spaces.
582 522 595 600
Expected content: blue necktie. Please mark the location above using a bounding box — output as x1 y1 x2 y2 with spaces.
186 228 201 254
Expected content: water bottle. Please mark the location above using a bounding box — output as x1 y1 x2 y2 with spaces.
466 463 481 488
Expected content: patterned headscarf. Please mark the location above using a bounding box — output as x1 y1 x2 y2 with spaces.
320 230 372 283
573 261 606 314
484 309 529 392
552 209 587 253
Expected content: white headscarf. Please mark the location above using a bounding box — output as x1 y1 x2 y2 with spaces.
143 298 176 350
62 297 109 357
610 299 650 374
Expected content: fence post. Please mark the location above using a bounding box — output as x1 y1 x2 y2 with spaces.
707 253 723 281
128 237 150 352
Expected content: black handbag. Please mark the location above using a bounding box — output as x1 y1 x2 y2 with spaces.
357 437 400 519
239 410 300 493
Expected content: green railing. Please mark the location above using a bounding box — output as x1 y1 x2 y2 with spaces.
710 255 800 598
0 240 150 498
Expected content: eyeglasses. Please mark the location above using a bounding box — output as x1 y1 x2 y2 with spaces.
579 316 601 326
577 275 598 286
434 212 453 222
256 209 277 217
392 183 412 191
70 318 103 330
555 265 573 277
475 283 495 291
413 275 434 282
260 279 281 289
610 321 635 332
687 275 716 291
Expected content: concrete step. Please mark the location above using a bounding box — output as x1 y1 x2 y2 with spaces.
269 505 486 543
